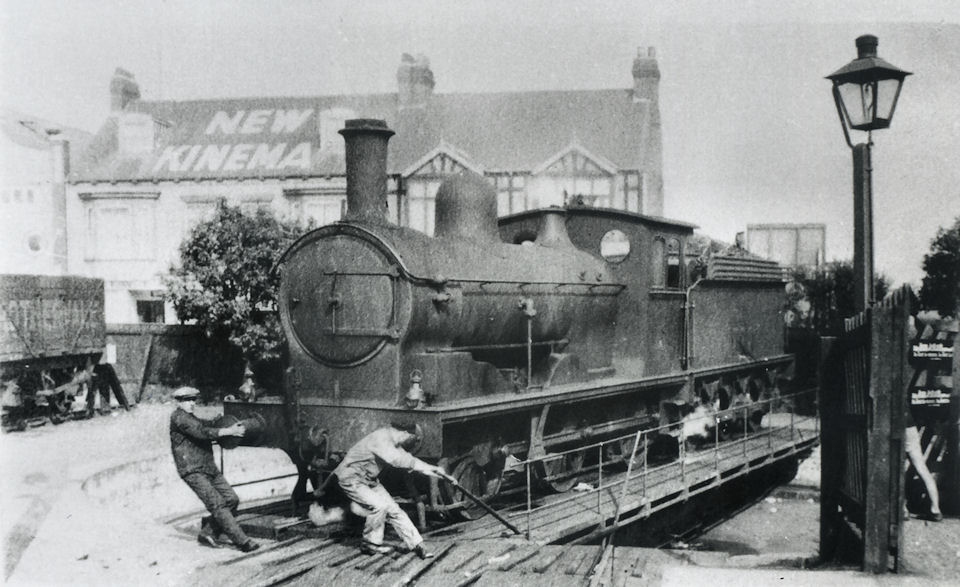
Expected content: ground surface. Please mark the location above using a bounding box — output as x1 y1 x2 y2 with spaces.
2 404 957 585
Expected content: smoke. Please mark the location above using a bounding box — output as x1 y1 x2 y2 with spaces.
681 404 715 441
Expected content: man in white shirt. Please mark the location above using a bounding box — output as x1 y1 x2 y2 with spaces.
333 422 445 558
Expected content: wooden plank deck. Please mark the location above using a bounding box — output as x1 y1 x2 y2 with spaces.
434 419 818 543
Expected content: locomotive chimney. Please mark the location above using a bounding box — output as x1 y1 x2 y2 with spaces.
339 119 395 223
536 209 575 249
433 171 500 242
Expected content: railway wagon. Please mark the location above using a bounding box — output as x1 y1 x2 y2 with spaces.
225 119 792 515
1 274 106 429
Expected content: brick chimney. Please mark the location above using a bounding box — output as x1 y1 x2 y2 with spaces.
110 67 141 112
632 47 660 103
396 54 435 109
631 47 664 216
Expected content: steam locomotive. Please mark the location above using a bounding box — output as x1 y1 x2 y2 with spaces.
225 119 792 516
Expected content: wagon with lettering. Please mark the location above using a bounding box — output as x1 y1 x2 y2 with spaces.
0 274 105 430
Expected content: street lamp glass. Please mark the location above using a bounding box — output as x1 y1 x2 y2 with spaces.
827 35 911 133
834 77 904 130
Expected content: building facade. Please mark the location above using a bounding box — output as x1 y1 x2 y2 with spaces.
68 51 665 323
1 109 89 275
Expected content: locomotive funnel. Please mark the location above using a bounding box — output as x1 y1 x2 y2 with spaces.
339 119 395 223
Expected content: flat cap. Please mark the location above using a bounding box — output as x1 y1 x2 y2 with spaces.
172 386 200 401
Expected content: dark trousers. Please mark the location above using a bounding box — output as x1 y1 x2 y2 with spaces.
182 471 250 546
87 364 130 413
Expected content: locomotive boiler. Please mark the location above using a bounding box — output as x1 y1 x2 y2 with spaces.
225 119 793 513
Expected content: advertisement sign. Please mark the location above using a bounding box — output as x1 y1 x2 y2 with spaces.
909 337 955 423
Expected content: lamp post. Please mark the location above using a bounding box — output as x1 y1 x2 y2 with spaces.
827 35 911 311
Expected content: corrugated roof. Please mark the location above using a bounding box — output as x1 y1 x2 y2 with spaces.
70 88 651 183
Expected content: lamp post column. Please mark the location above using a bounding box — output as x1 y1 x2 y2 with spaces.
852 141 874 312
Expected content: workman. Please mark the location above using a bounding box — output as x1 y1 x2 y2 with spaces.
333 422 445 558
169 386 259 552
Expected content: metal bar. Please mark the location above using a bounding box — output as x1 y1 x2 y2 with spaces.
231 473 299 489
680 424 686 488
527 318 533 390
597 441 604 526
715 411 720 475
641 432 649 515
426 338 568 353
610 430 643 531
526 462 532 540
743 407 748 459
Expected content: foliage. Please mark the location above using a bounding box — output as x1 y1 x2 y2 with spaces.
919 216 960 318
785 261 891 334
164 200 309 363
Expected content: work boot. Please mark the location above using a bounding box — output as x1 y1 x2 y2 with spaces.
239 541 260 553
197 533 221 549
414 544 434 559
360 542 393 556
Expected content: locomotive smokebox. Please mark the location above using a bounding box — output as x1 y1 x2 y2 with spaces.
340 119 394 223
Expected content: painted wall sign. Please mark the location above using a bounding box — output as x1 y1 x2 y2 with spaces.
152 109 318 174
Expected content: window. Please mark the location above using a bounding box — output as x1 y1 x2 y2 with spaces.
651 238 665 287
600 230 631 263
406 179 440 236
81 193 159 261
624 172 640 213
494 174 527 216
537 150 614 208
303 196 346 226
666 238 682 288
136 300 165 323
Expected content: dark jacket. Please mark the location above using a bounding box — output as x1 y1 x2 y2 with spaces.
170 408 223 478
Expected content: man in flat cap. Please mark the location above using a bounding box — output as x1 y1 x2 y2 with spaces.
170 386 259 552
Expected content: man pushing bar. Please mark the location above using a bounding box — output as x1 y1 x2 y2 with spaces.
331 422 445 558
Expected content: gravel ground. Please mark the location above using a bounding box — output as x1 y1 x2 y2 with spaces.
1 401 294 585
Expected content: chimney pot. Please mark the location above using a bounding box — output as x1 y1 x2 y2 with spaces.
397 53 435 109
110 67 141 111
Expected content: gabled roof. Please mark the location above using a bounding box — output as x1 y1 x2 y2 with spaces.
400 140 485 177
531 141 620 176
71 87 651 183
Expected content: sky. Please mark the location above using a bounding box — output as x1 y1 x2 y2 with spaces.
1 0 959 287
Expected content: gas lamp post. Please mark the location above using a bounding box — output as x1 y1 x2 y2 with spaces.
826 34 911 311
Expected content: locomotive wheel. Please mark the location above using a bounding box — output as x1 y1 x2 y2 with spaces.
535 448 585 493
442 458 499 521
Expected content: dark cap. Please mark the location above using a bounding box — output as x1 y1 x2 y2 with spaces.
172 386 200 401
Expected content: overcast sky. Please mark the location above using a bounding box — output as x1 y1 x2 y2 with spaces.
2 0 958 286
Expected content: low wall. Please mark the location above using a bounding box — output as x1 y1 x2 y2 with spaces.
105 324 245 402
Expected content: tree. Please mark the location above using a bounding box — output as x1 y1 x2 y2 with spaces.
919 216 960 318
786 261 891 334
165 201 309 385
